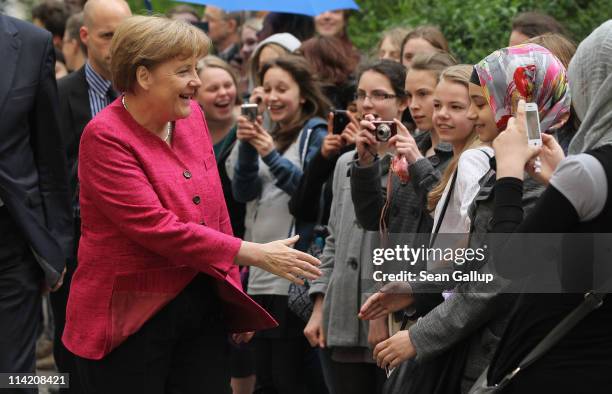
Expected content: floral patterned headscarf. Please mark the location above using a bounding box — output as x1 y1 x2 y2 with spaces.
473 43 571 132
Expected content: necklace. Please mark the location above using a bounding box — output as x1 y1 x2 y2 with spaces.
122 95 173 142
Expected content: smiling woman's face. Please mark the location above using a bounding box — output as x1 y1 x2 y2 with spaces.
315 10 345 37
433 79 475 148
143 55 201 121
197 67 237 122
468 82 499 142
263 66 303 126
356 70 407 121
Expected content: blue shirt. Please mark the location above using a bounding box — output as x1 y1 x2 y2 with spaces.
85 62 115 117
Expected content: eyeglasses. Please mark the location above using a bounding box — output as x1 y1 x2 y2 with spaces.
355 91 398 103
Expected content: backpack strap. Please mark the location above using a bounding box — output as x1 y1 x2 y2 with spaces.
298 117 327 167
429 169 458 248
289 117 327 238
467 148 496 231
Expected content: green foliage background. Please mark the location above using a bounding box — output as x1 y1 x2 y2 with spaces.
346 0 611 63
126 0 203 16
126 0 610 63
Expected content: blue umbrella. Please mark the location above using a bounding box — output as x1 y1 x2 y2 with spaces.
178 0 359 16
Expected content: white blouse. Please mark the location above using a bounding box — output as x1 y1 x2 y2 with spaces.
432 146 494 235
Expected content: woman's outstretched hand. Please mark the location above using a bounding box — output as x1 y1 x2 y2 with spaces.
359 282 414 321
236 236 322 285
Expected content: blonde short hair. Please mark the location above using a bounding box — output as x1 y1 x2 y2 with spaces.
110 15 210 92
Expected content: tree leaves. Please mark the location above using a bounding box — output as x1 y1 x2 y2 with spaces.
348 0 609 64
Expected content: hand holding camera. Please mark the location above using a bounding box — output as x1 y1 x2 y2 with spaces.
388 119 423 164
526 133 565 185
322 111 360 159
236 109 259 142
356 113 382 166
321 112 344 159
249 86 266 114
370 120 397 142
241 103 258 123
331 109 359 145
493 100 542 180
341 116 360 146
237 104 274 157
249 126 274 157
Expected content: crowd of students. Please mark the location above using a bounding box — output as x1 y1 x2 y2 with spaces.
12 1 612 393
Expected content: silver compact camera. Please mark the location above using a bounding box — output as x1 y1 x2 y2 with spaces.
371 121 397 142
241 103 258 122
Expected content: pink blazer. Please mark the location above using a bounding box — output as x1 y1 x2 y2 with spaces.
63 100 276 360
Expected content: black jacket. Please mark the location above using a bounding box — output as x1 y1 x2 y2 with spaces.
57 65 91 200
0 14 73 286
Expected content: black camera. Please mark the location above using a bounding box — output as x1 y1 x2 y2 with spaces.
241 103 258 122
371 121 397 142
332 109 351 135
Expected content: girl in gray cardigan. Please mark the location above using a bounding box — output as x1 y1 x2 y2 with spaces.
304 60 408 394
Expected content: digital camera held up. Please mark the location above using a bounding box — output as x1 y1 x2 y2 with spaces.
370 121 397 142
241 103 258 122
332 109 351 135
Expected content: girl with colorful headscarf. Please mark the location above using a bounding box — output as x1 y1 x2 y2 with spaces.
359 43 572 394
480 21 612 393
470 43 571 141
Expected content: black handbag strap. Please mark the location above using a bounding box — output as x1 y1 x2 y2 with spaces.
429 169 458 248
496 292 606 388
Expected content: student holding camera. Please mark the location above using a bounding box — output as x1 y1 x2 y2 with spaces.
360 44 572 393
288 107 358 226
231 54 330 394
475 38 604 392
350 60 456 394
351 53 455 258
303 60 412 394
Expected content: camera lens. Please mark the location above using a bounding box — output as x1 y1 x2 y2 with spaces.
376 124 391 141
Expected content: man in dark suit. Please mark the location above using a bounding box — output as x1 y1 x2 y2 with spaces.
0 12 73 392
58 0 131 179
52 1 131 391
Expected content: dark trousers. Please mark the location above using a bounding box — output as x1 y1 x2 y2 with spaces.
75 275 231 394
251 338 330 394
0 207 42 394
50 216 84 393
322 349 385 394
250 295 328 394
252 337 310 394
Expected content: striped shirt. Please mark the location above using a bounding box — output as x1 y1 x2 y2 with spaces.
85 62 115 117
